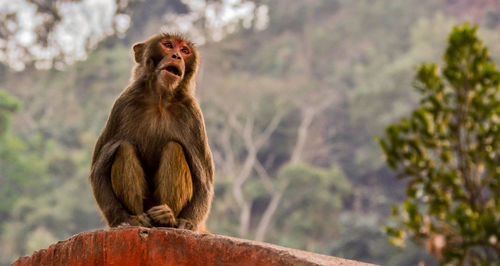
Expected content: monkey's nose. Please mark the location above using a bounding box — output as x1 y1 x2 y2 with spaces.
171 53 181 59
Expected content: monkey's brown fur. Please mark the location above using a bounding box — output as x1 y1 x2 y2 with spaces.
89 33 214 231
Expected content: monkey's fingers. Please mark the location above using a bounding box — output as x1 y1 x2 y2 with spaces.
136 213 153 227
147 204 176 227
176 218 195 230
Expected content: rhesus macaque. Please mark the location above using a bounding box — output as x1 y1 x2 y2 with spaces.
89 33 214 231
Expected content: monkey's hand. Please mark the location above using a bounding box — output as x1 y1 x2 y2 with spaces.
120 213 152 227
176 218 195 230
147 204 176 227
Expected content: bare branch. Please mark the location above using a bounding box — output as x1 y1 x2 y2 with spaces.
254 159 274 194
220 124 236 176
291 93 336 163
255 111 284 148
290 107 315 163
255 181 289 242
217 102 287 238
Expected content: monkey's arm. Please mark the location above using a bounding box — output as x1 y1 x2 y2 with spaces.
89 100 151 227
176 104 214 230
90 140 131 226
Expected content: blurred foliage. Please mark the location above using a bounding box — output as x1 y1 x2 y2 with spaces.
0 90 20 136
0 0 500 265
270 162 351 252
378 24 500 264
0 0 263 70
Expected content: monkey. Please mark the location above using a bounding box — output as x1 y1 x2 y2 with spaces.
89 33 214 231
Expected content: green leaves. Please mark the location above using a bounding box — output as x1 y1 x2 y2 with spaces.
378 23 500 263
414 63 444 95
0 90 20 137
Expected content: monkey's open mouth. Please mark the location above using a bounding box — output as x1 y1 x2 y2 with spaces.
163 65 182 77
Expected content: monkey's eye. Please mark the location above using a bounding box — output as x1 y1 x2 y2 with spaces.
163 41 174 49
181 47 190 54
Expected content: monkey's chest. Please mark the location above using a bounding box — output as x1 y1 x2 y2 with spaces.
124 104 190 167
133 120 170 165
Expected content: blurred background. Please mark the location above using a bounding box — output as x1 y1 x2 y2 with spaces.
0 0 500 265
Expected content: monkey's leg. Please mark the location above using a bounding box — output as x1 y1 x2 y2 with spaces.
111 141 151 227
148 141 193 227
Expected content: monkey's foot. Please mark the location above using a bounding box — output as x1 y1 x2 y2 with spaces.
124 213 153 227
176 218 195 230
147 204 176 227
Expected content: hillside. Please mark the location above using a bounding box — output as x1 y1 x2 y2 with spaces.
1 0 500 265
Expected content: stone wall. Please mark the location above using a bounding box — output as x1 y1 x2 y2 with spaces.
13 227 375 266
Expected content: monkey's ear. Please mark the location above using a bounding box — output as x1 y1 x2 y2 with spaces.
133 42 145 63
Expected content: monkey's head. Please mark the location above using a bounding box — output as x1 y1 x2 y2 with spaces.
132 33 199 92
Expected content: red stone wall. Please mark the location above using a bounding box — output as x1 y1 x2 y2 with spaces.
13 227 374 266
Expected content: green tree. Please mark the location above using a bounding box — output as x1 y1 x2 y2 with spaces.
271 162 351 254
0 90 19 136
378 24 500 264
0 91 51 264
0 90 24 218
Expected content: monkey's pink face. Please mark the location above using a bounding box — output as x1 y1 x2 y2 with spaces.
157 38 192 88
